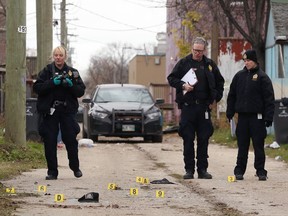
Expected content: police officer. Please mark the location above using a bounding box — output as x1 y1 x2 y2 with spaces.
33 46 86 180
226 49 275 181
167 37 224 179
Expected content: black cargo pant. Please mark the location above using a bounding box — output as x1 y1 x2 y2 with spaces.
38 110 80 177
234 113 267 176
179 103 214 174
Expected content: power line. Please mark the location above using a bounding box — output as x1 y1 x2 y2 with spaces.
72 4 158 33
69 22 165 33
122 0 166 8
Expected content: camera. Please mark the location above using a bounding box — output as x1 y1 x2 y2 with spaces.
52 70 79 87
61 71 73 87
53 70 74 87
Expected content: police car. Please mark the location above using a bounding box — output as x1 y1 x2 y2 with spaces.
82 84 164 143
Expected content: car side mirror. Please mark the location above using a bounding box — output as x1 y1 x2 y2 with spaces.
82 98 92 103
82 98 94 107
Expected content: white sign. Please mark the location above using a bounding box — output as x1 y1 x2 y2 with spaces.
18 26 27 33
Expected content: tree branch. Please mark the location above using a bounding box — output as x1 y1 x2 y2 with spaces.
217 0 254 43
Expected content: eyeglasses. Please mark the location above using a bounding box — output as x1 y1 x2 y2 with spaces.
193 49 204 53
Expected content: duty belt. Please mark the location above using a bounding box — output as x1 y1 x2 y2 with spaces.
53 100 67 107
194 99 208 104
184 99 207 106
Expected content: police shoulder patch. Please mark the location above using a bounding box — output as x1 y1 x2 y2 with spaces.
208 65 212 72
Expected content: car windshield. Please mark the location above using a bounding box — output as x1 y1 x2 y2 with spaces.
95 87 154 104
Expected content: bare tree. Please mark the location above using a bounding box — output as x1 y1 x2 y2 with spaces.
83 42 134 95
167 0 214 57
168 0 269 68
84 55 116 92
216 0 270 68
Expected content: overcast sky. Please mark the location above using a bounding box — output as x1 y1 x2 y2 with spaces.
26 0 167 73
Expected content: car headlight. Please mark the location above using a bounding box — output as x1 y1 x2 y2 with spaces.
146 111 161 120
89 109 108 119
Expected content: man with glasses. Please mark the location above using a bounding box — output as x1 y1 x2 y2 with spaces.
167 37 224 179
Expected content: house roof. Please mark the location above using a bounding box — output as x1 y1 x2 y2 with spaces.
271 1 288 37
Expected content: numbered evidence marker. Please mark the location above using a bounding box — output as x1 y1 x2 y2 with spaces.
227 176 236 182
156 190 165 198
136 176 149 184
142 178 150 184
107 183 117 190
136 176 143 183
54 194 65 202
38 185 47 192
5 187 15 194
130 188 139 196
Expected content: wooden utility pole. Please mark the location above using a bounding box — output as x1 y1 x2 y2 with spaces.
60 0 72 65
5 0 26 146
60 0 67 47
211 20 219 63
36 0 53 73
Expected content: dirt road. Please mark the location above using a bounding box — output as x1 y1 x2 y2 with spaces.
3 133 288 216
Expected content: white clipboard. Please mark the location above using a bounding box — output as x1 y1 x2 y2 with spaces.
181 68 198 94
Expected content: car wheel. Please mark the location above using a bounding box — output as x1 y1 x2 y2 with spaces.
90 135 98 142
144 136 151 142
152 135 163 143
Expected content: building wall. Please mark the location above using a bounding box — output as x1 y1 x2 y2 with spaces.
265 1 288 100
218 38 251 84
128 54 166 87
0 0 6 66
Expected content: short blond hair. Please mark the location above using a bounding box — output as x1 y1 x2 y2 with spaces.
51 46 67 60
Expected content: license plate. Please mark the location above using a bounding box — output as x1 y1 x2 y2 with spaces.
122 125 135 132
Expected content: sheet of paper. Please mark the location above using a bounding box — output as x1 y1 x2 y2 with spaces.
181 68 198 86
181 68 198 94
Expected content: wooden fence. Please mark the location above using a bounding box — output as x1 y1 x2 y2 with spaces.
149 83 177 125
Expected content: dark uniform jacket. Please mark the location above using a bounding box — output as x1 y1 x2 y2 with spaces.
226 66 275 121
33 62 86 114
167 54 224 108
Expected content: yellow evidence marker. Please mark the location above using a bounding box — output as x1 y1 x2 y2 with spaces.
54 194 65 202
156 190 165 198
228 176 236 182
5 187 15 194
136 176 143 183
107 183 117 190
130 188 138 196
142 178 149 184
38 185 47 192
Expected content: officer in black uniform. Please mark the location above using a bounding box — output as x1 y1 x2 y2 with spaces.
226 49 275 181
167 37 224 179
33 46 86 180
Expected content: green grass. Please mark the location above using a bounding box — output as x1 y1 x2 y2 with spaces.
211 127 288 162
0 136 46 216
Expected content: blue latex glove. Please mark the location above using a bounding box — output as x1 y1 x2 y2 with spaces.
65 78 73 87
53 75 62 86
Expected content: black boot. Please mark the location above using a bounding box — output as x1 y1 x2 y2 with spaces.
198 170 212 179
183 170 194 179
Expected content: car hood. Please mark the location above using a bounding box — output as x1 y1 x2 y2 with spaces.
94 102 155 112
